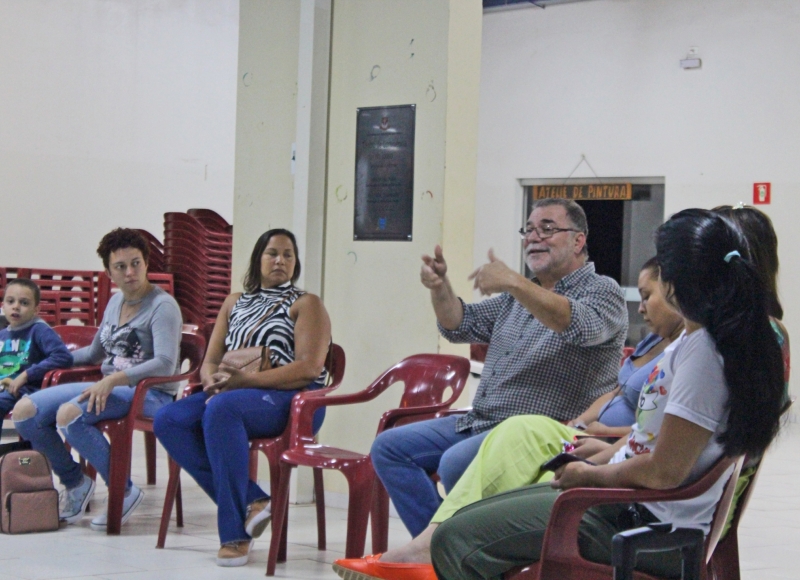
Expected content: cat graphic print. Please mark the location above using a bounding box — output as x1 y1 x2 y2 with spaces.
100 325 145 373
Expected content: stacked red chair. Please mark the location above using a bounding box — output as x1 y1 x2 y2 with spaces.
163 211 232 329
29 269 97 326
136 229 166 273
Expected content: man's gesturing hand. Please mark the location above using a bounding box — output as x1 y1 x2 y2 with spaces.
421 245 448 289
469 249 519 296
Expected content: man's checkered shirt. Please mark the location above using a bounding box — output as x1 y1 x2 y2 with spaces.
439 263 628 434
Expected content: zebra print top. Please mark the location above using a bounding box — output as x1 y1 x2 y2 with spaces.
224 282 327 385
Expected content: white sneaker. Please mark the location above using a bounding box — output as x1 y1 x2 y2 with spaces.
59 475 96 524
90 484 144 531
216 540 254 567
244 498 272 539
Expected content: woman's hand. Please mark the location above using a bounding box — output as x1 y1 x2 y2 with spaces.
206 367 251 393
571 437 611 459
78 376 117 414
551 461 594 490
202 371 228 394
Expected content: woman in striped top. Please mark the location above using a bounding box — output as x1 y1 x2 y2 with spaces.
154 229 331 567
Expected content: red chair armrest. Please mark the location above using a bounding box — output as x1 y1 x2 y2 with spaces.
434 407 471 419
130 370 202 419
182 382 204 398
287 386 364 446
46 366 103 387
376 402 453 433
540 456 740 564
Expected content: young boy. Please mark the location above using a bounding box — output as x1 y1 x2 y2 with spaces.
0 279 73 417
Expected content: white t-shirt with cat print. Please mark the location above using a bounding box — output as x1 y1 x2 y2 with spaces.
609 328 732 533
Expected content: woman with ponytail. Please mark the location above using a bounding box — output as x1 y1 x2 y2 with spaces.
420 209 786 580
713 203 790 403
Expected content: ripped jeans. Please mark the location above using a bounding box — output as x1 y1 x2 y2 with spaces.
14 382 173 490
152 387 325 544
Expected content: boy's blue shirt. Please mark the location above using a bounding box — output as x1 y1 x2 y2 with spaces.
0 317 73 388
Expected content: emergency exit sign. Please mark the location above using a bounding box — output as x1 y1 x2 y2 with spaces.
753 183 771 205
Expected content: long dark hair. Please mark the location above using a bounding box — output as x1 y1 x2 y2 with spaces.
712 204 782 320
242 229 301 293
656 209 784 457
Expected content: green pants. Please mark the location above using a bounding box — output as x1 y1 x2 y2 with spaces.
430 483 682 580
431 415 579 523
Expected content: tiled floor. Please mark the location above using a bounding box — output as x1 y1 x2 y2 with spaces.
0 418 797 579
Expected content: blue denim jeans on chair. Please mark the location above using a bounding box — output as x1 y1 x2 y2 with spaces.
14 382 173 490
370 415 491 537
152 387 325 545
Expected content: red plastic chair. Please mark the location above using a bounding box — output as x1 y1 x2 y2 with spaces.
266 354 471 575
134 324 202 486
40 326 100 388
29 269 97 326
370 360 472 555
622 346 635 363
705 403 794 580
503 454 744 580
88 331 205 534
156 343 345 550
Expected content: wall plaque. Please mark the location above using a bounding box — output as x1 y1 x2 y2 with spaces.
532 183 632 201
354 104 415 241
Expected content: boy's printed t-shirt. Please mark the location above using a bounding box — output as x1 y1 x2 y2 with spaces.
609 328 731 534
0 318 73 388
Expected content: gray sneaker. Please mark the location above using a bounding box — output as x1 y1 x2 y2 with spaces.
59 474 96 524
89 484 144 531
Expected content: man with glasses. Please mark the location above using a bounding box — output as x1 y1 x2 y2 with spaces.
371 198 627 539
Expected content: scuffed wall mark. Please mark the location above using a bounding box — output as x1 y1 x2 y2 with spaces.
426 81 437 102
410 38 415 58
242 72 252 87
410 52 414 59
370 65 381 81
335 185 347 202
204 164 208 181
347 251 357 264
421 190 433 199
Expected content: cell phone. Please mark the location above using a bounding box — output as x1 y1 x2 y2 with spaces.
541 452 595 472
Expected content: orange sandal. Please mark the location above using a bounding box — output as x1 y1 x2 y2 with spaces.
332 554 437 580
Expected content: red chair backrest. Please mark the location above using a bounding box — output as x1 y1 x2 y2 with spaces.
29 269 96 326
325 343 346 390
393 354 470 409
621 346 635 366
53 325 98 352
176 331 207 384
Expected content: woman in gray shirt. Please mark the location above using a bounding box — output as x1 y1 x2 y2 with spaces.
13 228 182 531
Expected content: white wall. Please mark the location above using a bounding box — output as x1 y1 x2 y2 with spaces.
0 0 239 270
478 0 800 397
319 1 481 479
231 0 301 287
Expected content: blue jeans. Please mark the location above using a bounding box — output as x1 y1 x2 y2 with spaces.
153 387 325 544
370 415 491 537
0 385 38 418
14 382 173 490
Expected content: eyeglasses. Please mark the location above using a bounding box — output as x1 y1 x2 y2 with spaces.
518 224 581 240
